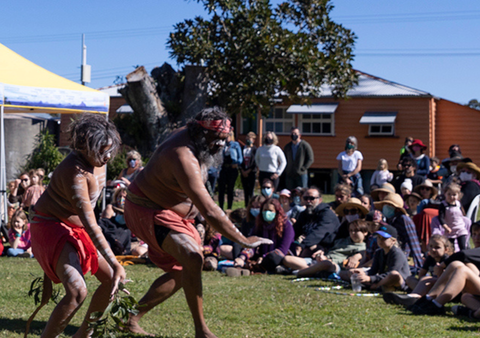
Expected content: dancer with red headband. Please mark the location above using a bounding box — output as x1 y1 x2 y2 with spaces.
124 107 272 337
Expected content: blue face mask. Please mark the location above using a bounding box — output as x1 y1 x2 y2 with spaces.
129 159 137 168
263 210 276 222
293 196 301 205
115 214 126 225
382 205 396 219
262 188 272 197
250 208 260 217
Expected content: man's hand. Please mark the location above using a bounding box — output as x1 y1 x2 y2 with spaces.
270 173 279 180
242 236 273 248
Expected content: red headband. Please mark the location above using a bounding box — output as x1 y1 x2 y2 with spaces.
197 119 231 133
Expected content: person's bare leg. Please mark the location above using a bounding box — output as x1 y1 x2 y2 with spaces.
461 293 480 316
41 243 88 338
162 231 217 338
376 271 403 289
406 276 419 291
409 276 436 298
435 264 480 306
282 256 309 270
73 254 114 338
125 269 182 335
297 261 336 278
427 261 465 298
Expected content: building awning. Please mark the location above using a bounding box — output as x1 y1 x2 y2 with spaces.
359 112 397 124
116 104 133 114
286 103 338 114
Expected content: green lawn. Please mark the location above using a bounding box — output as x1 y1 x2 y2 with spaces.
2 258 480 338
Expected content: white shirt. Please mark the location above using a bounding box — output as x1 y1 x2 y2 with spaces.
255 145 287 175
336 150 363 172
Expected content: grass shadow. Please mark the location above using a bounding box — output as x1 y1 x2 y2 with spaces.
0 317 78 336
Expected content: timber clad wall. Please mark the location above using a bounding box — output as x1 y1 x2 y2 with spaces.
253 97 434 171
436 99 480 164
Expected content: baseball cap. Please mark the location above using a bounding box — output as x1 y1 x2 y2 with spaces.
375 224 397 239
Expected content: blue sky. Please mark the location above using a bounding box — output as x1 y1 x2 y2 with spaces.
2 0 479 104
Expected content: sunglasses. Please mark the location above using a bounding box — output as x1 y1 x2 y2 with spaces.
344 208 359 215
21 178 29 182
420 187 431 191
303 196 319 201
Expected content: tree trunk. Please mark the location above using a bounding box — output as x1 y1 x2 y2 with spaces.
179 65 207 126
118 66 171 152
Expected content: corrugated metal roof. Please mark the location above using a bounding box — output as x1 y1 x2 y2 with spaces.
97 84 125 97
317 71 432 97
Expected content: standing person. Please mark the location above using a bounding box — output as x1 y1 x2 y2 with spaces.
30 114 126 337
240 131 257 207
116 150 144 187
123 107 272 337
397 136 414 170
255 131 286 191
284 127 314 190
337 136 364 197
217 129 243 210
409 139 430 178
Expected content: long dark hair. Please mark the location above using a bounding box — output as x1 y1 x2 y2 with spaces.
255 198 286 238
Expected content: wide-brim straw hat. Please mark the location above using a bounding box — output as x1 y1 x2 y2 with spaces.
374 193 407 215
457 162 480 179
371 183 396 201
442 152 471 166
404 192 423 202
335 198 370 217
413 179 438 198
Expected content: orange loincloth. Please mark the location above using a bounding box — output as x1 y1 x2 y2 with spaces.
30 211 98 284
124 183 201 272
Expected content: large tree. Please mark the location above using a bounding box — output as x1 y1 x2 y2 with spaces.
168 0 357 116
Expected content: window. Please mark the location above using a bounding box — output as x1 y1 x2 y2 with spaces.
263 107 293 134
241 114 257 134
359 112 397 136
369 124 394 136
299 113 334 135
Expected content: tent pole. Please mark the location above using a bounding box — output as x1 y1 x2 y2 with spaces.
102 113 108 212
0 104 7 226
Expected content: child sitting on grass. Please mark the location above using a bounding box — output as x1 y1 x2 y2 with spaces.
7 209 32 257
383 234 452 307
352 224 411 292
282 219 367 280
405 234 451 290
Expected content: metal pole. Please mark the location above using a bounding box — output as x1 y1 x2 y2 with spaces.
1 103 7 225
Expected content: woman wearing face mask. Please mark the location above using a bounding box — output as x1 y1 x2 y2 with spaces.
334 198 369 240
457 162 480 212
374 193 423 270
255 131 287 191
255 198 294 273
117 150 144 187
287 188 306 224
260 178 279 200
408 139 430 178
240 131 258 207
337 136 364 197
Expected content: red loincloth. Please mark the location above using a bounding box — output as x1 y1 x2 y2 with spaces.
125 183 201 272
31 211 98 284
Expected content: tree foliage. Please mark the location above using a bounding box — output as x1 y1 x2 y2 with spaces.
20 129 65 182
168 0 357 116
468 99 480 110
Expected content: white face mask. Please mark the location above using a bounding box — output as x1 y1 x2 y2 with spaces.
459 172 473 182
450 165 457 174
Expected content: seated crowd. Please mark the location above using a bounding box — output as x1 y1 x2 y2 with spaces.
3 133 480 320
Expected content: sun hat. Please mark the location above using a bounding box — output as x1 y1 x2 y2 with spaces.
374 193 407 215
413 179 438 199
404 192 423 202
375 224 398 239
371 183 396 201
335 198 370 217
457 162 480 179
279 189 291 197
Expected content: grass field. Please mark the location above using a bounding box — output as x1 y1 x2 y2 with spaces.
2 257 480 338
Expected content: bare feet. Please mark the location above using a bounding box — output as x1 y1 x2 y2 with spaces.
122 321 155 337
